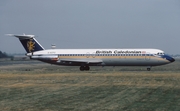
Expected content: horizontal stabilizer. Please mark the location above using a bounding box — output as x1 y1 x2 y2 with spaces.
6 33 44 53
6 34 35 39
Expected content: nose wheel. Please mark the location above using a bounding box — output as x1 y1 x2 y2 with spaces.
147 66 151 71
80 66 90 71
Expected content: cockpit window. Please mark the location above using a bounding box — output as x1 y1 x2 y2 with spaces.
157 52 164 55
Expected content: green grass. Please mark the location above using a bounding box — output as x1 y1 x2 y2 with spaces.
0 59 180 111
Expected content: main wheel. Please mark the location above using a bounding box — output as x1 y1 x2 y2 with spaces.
85 66 90 71
80 66 84 71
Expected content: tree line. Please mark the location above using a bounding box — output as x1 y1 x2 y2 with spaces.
0 51 8 58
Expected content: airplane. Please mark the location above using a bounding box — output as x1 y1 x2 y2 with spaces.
6 34 175 71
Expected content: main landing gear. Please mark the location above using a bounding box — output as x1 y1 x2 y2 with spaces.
80 66 90 71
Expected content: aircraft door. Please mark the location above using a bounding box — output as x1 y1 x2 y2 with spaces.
145 52 151 60
86 52 90 58
92 52 96 58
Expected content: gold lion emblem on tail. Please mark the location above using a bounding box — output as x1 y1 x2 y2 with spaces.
27 39 35 52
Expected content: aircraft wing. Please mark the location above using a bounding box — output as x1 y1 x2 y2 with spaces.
58 59 103 64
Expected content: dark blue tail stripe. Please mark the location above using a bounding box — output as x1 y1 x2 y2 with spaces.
19 38 44 53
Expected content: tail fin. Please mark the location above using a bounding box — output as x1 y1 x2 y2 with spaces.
6 34 44 53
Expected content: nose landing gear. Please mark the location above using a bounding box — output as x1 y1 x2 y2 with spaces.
147 68 151 71
147 66 151 71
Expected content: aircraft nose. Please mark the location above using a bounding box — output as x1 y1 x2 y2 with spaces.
163 55 175 62
170 57 175 62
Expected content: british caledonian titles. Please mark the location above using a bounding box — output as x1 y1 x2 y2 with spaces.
96 50 142 54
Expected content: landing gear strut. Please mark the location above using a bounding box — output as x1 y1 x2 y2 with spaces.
80 66 90 71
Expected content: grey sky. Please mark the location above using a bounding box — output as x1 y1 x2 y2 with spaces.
0 0 180 54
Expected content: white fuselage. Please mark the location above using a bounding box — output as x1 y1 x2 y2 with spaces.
28 48 173 67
